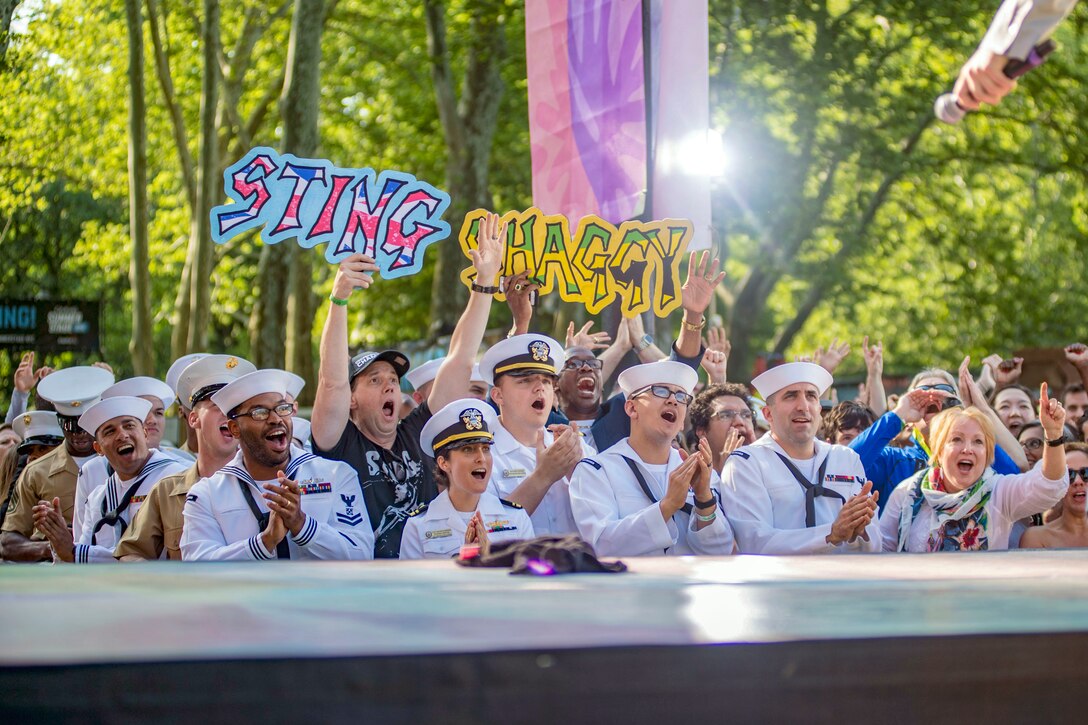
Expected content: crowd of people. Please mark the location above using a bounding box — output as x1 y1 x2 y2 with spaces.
0 215 1084 563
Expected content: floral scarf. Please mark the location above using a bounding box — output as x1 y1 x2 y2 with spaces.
896 465 996 552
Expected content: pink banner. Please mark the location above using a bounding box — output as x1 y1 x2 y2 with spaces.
526 0 647 225
650 0 711 250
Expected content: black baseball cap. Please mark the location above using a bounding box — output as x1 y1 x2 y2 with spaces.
349 350 410 381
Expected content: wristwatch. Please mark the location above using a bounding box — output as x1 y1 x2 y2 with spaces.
635 334 653 352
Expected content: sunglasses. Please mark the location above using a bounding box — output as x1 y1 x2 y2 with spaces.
711 409 753 421
58 415 82 433
916 383 957 395
1069 467 1088 482
562 358 603 372
229 402 295 422
632 385 693 406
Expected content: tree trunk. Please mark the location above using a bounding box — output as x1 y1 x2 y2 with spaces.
186 0 220 353
124 0 154 375
423 0 505 338
0 0 20 67
278 0 323 399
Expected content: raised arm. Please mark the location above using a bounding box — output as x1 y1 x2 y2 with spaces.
675 251 724 360
958 356 1029 471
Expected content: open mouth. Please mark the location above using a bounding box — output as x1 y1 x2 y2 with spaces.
531 397 546 412
1073 491 1086 502
382 399 396 418
116 442 136 460
218 423 234 442
576 376 596 395
265 427 289 452
956 458 975 475
661 410 677 424
924 403 942 417
471 467 487 481
792 416 811 425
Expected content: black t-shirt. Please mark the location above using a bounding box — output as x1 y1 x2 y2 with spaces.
313 402 437 558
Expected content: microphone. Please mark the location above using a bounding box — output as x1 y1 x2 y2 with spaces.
934 39 1057 124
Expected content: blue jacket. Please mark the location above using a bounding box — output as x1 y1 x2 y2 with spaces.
849 410 1020 511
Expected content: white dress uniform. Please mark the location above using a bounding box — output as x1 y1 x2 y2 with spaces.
487 421 585 536
72 450 187 563
879 465 1067 552
569 439 735 557
721 432 881 554
399 490 534 559
180 446 374 561
73 448 193 542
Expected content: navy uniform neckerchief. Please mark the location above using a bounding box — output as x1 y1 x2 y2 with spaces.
773 451 844 528
222 451 317 560
91 455 177 545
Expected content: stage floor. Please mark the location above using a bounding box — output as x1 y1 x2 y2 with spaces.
3 550 1088 722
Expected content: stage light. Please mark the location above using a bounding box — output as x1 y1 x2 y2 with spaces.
667 128 730 179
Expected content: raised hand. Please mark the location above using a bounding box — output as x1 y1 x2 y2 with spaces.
816 338 851 373
701 348 727 385
566 321 611 351
681 251 725 316
1064 343 1088 368
861 336 883 377
332 253 381 300
995 357 1024 387
503 271 539 336
893 388 949 424
1038 382 1067 439
470 211 506 286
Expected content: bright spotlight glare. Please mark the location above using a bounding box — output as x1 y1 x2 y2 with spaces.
671 129 729 179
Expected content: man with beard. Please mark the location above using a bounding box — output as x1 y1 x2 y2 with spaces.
569 361 734 556
721 362 881 555
72 376 179 543
114 355 254 560
0 366 114 562
688 383 758 474
181 369 373 561
33 397 187 563
849 367 1024 510
310 213 504 558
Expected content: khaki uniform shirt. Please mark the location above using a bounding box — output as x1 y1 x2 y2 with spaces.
114 464 200 561
1 445 79 539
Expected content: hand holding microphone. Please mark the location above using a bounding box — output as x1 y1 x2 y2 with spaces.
935 39 1056 124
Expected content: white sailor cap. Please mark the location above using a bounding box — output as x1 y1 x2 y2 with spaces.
78 396 153 436
36 366 115 417
166 353 209 403
478 334 562 385
750 362 833 401
470 364 487 385
14 411 64 450
419 398 498 456
405 357 445 390
103 377 175 408
176 355 258 409
211 369 305 416
291 417 312 445
618 361 699 397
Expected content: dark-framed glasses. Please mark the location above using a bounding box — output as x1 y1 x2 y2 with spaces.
632 385 693 406
1021 438 1044 451
711 409 752 422
230 402 295 422
1069 467 1088 482
562 358 603 372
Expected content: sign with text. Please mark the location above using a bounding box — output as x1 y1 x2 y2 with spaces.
211 147 452 278
458 208 692 318
0 300 100 353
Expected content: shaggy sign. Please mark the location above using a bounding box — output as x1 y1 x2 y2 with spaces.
458 208 692 318
211 147 451 278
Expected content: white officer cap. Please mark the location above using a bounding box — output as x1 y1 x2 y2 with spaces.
617 360 699 397
14 411 64 449
176 355 258 409
211 369 305 416
750 362 833 401
404 357 445 390
419 398 498 456
36 366 116 416
103 377 175 408
478 334 563 385
78 396 153 436
166 353 209 402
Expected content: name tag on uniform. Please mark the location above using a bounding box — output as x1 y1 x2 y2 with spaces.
298 481 332 495
502 468 526 479
425 529 453 540
487 519 516 533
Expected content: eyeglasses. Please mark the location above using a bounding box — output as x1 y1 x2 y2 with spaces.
562 358 603 372
711 409 753 422
632 385 693 406
1069 468 1088 482
1021 438 1044 451
916 383 957 395
229 402 295 422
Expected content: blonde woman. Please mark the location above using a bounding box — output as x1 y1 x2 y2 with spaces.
880 383 1068 552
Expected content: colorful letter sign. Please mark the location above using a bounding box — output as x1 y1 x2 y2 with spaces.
458 208 692 318
211 147 451 278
